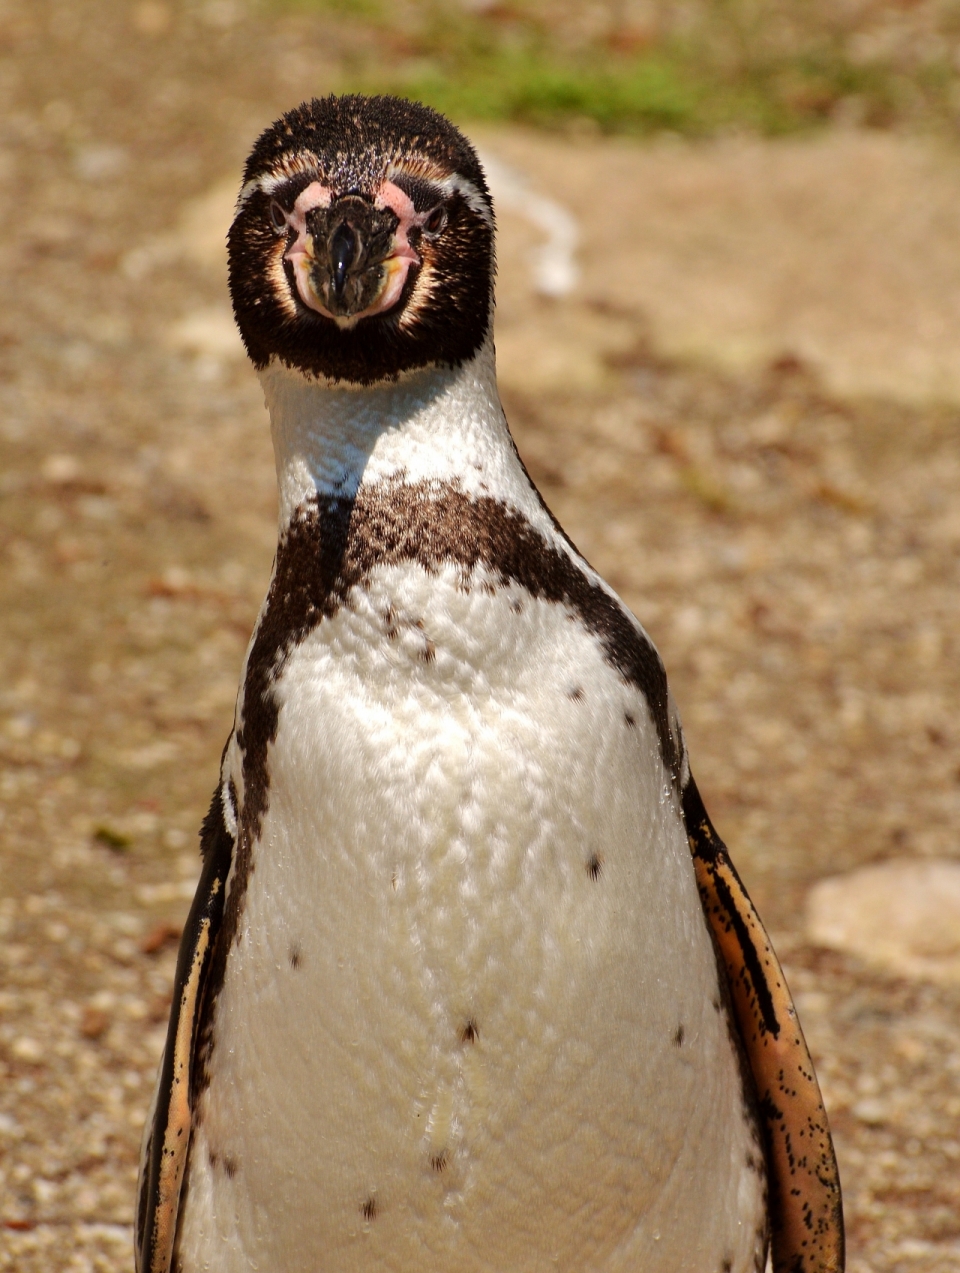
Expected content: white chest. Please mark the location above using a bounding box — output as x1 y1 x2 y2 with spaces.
179 561 765 1273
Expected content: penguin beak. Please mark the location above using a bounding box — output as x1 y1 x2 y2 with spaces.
285 194 420 328
329 221 356 306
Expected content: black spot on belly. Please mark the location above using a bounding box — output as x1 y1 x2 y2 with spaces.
586 853 603 880
384 607 436 661
567 685 584 702
624 711 636 727
430 1151 448 1173
673 1023 685 1047
289 941 302 970
223 1156 238 1179
721 1258 733 1273
360 1196 378 1221
459 1018 478 1044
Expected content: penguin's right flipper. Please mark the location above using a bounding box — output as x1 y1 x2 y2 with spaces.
135 787 235 1273
682 772 845 1273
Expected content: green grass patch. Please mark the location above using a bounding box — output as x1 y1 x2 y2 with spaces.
267 0 960 138
385 49 703 133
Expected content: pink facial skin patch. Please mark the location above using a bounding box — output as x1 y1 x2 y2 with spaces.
281 180 438 327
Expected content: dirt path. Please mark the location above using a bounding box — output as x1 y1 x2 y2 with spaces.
488 126 960 404
1 3 959 1270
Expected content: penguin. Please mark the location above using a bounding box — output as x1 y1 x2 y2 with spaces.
136 95 844 1273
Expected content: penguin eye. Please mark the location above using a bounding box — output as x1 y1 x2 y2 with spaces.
422 205 447 238
268 199 288 234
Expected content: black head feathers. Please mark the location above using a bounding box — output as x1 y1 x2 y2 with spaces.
228 96 496 385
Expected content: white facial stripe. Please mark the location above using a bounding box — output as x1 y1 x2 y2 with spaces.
240 161 492 226
384 164 493 226
439 173 493 225
234 159 325 212
236 177 260 211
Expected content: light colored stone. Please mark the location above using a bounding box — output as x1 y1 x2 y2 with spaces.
806 859 960 982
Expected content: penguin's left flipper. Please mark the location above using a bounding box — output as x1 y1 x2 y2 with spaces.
135 788 235 1273
682 774 845 1273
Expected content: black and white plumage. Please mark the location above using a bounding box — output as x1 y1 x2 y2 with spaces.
137 95 844 1273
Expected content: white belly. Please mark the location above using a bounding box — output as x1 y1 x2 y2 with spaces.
177 563 766 1272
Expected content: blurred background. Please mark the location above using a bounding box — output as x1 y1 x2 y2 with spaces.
2 1 960 1269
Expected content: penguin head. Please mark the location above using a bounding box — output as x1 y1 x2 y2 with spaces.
228 95 495 385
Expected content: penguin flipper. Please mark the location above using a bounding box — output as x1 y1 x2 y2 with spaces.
681 774 845 1273
136 788 234 1273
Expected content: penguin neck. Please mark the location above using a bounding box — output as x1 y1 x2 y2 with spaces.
259 336 513 531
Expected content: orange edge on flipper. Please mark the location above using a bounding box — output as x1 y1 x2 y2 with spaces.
137 784 235 1273
147 915 214 1273
682 774 845 1273
137 792 233 1273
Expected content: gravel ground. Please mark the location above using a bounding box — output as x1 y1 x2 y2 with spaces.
2 3 960 1271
